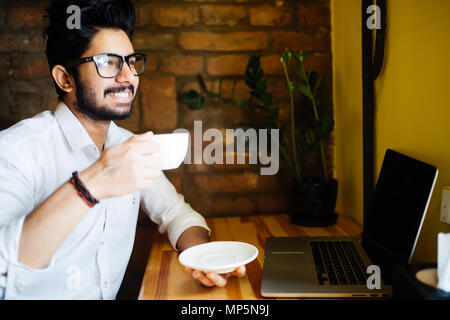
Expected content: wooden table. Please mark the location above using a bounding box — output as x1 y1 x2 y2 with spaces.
138 213 362 300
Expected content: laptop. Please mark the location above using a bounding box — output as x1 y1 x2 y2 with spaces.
261 149 438 298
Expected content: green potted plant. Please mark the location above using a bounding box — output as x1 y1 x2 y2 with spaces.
181 49 337 226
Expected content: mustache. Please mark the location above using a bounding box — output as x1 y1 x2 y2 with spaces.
104 85 135 97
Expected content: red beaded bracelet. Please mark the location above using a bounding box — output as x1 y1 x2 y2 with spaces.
70 171 99 208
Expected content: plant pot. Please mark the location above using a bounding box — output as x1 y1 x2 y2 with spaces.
289 178 338 227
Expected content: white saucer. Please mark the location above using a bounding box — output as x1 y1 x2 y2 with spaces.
178 241 258 274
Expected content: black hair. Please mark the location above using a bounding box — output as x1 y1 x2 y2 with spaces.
43 0 136 100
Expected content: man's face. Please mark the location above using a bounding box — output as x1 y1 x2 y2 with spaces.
72 28 139 121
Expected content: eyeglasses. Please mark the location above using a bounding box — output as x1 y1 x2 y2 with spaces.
66 53 146 78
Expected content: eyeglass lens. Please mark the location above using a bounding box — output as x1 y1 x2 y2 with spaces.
94 55 145 78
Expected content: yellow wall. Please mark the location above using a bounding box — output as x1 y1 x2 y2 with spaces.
332 0 450 263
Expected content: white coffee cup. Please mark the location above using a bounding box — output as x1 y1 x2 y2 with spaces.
152 133 189 170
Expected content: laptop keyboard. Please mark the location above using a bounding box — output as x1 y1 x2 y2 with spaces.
310 241 368 285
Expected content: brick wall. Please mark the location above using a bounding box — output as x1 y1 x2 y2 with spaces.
0 0 332 218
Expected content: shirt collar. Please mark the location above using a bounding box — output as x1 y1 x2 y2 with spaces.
54 102 124 153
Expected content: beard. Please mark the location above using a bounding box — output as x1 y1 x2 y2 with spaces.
73 74 135 121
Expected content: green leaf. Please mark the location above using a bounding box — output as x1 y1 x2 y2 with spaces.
207 92 222 99
235 99 249 110
222 97 235 104
280 49 291 69
294 83 314 101
314 116 335 140
268 107 279 123
293 67 307 82
245 55 263 83
255 80 267 95
261 92 272 108
285 80 295 93
180 90 205 110
293 50 308 64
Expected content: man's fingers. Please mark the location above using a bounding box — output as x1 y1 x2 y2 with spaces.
206 272 227 287
186 267 245 287
192 270 215 287
232 265 246 277
130 132 160 155
138 140 160 155
134 131 154 139
142 155 162 169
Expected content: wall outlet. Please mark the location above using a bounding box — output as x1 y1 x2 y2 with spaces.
440 188 450 224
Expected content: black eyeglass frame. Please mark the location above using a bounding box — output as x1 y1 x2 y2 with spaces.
66 53 146 78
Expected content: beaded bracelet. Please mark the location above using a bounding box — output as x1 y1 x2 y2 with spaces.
70 171 99 208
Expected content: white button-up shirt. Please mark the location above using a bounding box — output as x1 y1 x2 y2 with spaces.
0 102 210 300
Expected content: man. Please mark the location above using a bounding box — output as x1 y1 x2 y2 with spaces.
0 0 244 299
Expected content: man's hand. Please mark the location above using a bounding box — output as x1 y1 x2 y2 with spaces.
79 131 162 200
176 227 246 287
185 266 246 287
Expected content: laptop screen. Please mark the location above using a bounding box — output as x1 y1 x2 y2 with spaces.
363 149 438 264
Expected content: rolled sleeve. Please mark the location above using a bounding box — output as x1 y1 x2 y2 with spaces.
0 153 55 298
0 216 56 299
140 173 210 249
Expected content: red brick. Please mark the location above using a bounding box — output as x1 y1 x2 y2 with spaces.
297 2 331 28
193 172 259 194
200 5 246 26
212 195 256 215
9 55 49 79
260 53 331 76
211 152 253 170
192 171 281 194
132 33 176 51
142 53 158 74
207 54 250 76
0 55 11 78
260 54 283 75
305 53 331 75
159 55 204 75
182 79 250 100
151 6 199 27
209 79 251 100
179 32 269 51
256 193 288 214
116 93 142 133
257 175 283 192
8 7 45 28
249 5 292 26
266 78 291 101
0 10 5 28
178 98 232 129
6 80 57 118
167 174 183 193
185 163 210 174
179 105 247 136
140 76 177 131
136 4 152 27
277 103 291 124
271 31 330 52
0 32 44 52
